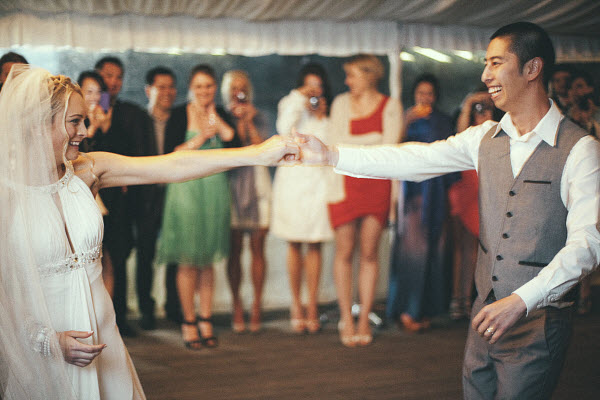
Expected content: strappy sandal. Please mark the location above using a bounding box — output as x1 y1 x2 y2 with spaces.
196 315 219 348
181 319 202 350
337 321 357 348
305 319 321 334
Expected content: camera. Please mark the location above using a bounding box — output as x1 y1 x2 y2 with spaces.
236 91 248 103
472 102 491 115
309 96 319 110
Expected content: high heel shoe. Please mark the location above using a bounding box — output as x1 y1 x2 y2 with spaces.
249 307 262 334
232 321 246 334
400 313 425 333
232 301 246 333
305 319 321 334
290 305 305 334
181 319 202 350
196 315 219 348
290 318 305 334
337 321 357 348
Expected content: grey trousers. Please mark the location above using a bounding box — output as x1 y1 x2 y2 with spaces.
462 294 573 400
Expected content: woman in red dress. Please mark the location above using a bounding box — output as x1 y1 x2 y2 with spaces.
328 54 403 346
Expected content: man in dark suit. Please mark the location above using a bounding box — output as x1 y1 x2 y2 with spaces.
129 66 181 329
95 56 153 336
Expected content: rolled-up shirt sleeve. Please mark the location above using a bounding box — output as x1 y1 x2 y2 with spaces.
513 135 600 314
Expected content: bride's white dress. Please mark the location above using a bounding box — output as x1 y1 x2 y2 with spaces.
12 161 145 400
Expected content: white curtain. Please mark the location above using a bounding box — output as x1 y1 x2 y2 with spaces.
0 13 398 56
398 23 600 63
2 10 599 63
2 0 599 36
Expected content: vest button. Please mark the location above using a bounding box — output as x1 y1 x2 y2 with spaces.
496 255 503 261
506 212 513 218
509 190 516 196
492 276 498 281
502 233 509 239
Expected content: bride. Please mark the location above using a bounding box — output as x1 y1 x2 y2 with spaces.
0 66 298 399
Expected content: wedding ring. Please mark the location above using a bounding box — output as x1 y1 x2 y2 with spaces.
486 327 495 334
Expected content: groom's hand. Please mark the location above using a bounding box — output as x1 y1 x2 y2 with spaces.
294 130 338 166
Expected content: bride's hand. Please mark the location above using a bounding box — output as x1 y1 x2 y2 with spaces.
254 135 300 166
58 330 107 368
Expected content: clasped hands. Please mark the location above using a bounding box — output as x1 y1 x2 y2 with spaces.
264 129 336 166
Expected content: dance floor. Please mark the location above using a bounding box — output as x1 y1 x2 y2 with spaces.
126 301 599 400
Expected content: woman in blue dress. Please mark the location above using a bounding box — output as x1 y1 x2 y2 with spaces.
387 73 457 332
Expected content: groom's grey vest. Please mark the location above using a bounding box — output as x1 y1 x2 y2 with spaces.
475 118 587 302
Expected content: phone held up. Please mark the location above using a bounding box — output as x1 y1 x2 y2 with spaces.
99 92 111 112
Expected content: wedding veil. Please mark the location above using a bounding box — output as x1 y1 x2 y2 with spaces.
0 65 77 399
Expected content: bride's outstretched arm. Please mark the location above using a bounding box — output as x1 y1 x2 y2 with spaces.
82 135 298 189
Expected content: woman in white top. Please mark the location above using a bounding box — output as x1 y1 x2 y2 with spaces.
0 65 297 399
271 63 334 333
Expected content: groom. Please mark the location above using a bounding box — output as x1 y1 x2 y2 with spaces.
298 22 600 399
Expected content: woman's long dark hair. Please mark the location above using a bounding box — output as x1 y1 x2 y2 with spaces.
296 62 332 113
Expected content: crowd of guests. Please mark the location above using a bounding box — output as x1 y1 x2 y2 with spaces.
1 49 596 352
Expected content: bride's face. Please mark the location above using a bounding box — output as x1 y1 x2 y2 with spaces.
52 93 87 167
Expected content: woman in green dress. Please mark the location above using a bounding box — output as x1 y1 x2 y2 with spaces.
157 65 238 349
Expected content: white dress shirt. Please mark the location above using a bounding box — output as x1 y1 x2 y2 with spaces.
335 100 600 314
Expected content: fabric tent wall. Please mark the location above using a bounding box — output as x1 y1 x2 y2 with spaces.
2 11 600 94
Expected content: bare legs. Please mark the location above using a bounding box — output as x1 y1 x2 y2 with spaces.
287 241 323 333
334 222 357 344
227 228 267 333
227 230 245 332
177 264 215 349
334 216 383 346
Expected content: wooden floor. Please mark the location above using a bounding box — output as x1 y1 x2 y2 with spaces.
125 302 600 400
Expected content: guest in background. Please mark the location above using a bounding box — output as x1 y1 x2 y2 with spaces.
222 70 272 333
448 87 496 320
157 64 238 349
566 69 599 315
0 51 27 91
271 63 334 334
95 56 154 337
387 73 455 333
549 65 574 114
328 55 403 346
126 66 179 330
77 70 111 151
76 70 114 298
567 69 599 137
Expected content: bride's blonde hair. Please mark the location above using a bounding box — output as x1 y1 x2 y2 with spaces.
48 75 82 123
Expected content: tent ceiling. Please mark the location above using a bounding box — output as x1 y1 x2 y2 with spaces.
2 0 600 36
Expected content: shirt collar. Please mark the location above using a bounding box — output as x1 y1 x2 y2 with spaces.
493 99 564 146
